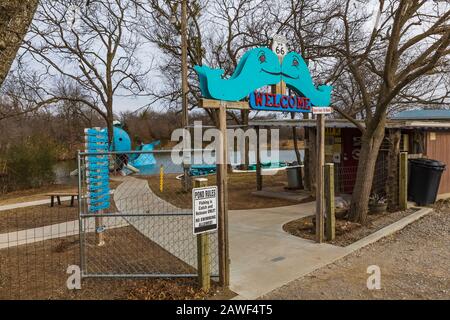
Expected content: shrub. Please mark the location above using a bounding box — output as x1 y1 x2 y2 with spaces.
3 136 57 191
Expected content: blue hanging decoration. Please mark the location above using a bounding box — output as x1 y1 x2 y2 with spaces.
84 128 110 213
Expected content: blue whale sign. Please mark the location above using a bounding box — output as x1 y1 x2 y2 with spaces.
194 46 333 108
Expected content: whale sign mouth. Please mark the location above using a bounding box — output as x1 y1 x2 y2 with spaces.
281 72 299 80
249 91 311 113
261 68 282 76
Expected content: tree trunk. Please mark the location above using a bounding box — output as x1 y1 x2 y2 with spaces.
387 129 401 211
106 102 114 148
0 0 39 87
349 121 386 225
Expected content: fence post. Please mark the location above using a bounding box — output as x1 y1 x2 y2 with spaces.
325 163 335 241
399 152 408 210
315 115 325 243
194 178 211 291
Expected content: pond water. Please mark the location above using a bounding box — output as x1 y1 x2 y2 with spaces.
53 149 304 183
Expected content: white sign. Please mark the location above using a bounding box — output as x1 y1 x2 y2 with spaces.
272 34 288 57
192 186 218 235
312 107 333 114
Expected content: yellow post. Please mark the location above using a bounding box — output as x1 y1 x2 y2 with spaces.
159 164 164 193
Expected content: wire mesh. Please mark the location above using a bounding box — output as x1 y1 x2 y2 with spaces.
78 150 219 278
335 151 390 200
0 203 80 299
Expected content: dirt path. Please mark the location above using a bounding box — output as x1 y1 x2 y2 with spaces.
264 207 450 300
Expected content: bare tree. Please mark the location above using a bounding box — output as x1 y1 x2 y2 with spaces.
320 0 450 224
15 0 150 143
137 0 276 124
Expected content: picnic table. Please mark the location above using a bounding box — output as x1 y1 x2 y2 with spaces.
45 191 79 207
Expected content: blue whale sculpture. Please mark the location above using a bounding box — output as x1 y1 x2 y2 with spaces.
194 47 282 101
194 47 332 106
281 52 332 107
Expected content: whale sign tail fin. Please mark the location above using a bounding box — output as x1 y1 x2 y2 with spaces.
194 65 225 98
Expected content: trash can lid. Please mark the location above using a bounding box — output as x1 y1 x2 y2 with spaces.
287 165 303 169
409 158 446 169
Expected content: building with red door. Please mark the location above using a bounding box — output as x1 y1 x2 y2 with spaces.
251 110 450 205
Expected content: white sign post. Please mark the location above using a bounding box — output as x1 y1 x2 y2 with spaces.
312 107 333 115
192 186 218 235
271 34 288 58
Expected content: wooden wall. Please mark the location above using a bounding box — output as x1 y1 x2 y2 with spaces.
425 131 450 195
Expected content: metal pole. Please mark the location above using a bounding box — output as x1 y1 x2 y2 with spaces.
181 0 190 191
77 151 85 277
181 0 188 128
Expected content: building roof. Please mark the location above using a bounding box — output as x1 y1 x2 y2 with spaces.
249 118 450 130
392 109 450 120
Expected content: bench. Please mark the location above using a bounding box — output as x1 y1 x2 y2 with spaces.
45 191 79 207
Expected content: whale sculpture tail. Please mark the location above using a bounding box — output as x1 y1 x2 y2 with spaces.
194 65 225 99
193 47 281 101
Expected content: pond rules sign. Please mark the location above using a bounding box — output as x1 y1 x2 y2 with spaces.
192 186 218 235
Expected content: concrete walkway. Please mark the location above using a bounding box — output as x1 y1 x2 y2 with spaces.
0 217 128 249
228 203 433 299
229 202 350 299
0 193 432 299
0 197 75 212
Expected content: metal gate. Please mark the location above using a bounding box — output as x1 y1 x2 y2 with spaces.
77 150 219 278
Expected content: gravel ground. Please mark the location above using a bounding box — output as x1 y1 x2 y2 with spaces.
264 206 450 300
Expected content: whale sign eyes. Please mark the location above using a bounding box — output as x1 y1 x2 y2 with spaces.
292 58 299 67
258 52 266 63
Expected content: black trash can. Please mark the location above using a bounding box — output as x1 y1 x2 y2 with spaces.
286 164 304 189
408 158 446 206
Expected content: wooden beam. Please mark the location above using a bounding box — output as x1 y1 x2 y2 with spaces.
217 105 230 287
200 98 249 110
315 114 325 243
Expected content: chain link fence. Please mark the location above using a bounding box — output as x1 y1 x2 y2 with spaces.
335 151 389 199
78 150 219 278
0 149 220 299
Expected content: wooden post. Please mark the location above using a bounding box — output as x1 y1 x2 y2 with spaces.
194 178 210 291
217 104 230 287
315 114 325 243
256 126 262 191
325 163 335 241
399 152 408 210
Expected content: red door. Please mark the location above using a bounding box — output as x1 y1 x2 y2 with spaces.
341 128 361 193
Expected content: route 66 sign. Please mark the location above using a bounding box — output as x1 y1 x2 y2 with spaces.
271 34 288 57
